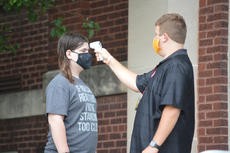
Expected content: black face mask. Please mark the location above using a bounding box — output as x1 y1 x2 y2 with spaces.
76 53 92 69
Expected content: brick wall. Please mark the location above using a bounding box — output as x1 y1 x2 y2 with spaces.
0 0 128 92
0 12 49 91
0 94 127 153
198 0 229 151
90 0 128 61
0 115 48 152
47 0 128 70
0 0 128 152
97 94 127 153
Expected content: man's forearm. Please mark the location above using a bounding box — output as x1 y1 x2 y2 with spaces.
96 48 139 92
107 56 139 92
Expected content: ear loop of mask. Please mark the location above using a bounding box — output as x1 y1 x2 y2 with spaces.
153 39 161 53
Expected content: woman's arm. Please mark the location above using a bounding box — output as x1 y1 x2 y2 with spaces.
48 114 70 153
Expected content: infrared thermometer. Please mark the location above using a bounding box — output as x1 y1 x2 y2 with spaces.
89 41 103 61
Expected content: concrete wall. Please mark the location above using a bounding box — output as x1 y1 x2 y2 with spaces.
128 0 198 152
0 63 127 119
0 89 44 119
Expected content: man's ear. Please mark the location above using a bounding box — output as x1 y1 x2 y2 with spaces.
66 49 72 59
162 33 169 42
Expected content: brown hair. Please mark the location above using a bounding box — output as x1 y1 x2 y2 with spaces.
57 32 88 83
155 13 187 44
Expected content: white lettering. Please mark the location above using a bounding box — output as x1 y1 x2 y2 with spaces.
91 122 98 131
78 122 90 131
80 112 97 121
75 85 91 93
79 93 89 102
85 103 95 112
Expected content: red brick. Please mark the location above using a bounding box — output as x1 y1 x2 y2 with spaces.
198 3 229 149
213 136 228 143
200 0 207 7
199 70 213 78
206 77 227 85
198 112 206 120
206 111 228 118
199 16 207 23
206 144 228 150
213 119 228 126
207 0 229 5
198 103 212 111
198 95 206 103
206 127 228 135
199 23 213 31
199 120 213 127
206 46 228 53
198 128 206 135
199 86 213 95
214 4 229 12
199 136 214 143
200 6 214 14
213 85 227 92
207 13 228 22
199 55 213 62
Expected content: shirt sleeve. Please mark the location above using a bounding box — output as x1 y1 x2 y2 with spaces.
136 70 153 93
46 82 70 116
159 64 188 111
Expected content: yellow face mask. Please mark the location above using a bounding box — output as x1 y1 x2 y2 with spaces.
153 38 161 53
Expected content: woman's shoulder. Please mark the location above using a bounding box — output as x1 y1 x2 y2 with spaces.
47 73 71 89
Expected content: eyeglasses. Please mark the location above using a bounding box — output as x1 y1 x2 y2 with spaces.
71 50 81 54
71 49 94 55
71 48 90 54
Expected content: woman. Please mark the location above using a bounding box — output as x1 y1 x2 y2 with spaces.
44 32 98 153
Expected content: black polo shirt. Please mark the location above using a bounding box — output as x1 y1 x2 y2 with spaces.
130 49 195 153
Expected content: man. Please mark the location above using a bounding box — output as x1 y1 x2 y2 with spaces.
95 13 195 153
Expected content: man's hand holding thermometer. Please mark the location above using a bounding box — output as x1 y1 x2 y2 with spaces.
90 41 113 64
89 41 103 61
90 41 138 92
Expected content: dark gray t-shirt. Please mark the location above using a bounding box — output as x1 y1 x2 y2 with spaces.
44 73 98 153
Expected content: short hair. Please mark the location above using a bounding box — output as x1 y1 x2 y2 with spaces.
155 13 187 44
